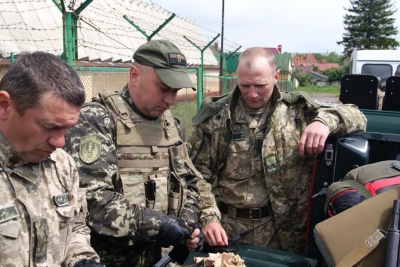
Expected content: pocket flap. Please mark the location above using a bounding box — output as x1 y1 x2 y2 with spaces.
0 220 19 238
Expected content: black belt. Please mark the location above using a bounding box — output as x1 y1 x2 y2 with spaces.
218 202 270 220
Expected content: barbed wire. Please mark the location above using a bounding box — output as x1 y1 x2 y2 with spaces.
142 0 242 51
0 0 242 61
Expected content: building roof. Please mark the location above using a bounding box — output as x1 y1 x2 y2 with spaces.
292 54 318 66
313 62 340 72
309 71 328 81
0 0 218 66
292 54 339 72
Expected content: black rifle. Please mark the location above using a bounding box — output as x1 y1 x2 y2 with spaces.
153 253 173 267
384 199 400 267
153 224 204 267
153 243 191 267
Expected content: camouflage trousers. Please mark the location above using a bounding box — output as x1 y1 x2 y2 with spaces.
91 233 161 267
220 213 282 249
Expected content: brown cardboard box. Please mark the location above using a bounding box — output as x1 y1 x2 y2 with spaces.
314 185 400 267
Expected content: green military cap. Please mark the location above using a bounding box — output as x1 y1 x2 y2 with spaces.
133 39 196 90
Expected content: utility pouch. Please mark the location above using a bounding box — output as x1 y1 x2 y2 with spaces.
145 179 156 209
33 217 48 264
168 191 180 217
168 172 183 217
147 175 168 212
120 173 146 207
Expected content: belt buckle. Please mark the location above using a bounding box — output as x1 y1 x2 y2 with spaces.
249 208 261 221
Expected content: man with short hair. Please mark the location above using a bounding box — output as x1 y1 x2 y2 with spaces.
0 51 103 267
188 47 367 254
64 39 225 267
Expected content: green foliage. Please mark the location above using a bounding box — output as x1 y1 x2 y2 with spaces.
169 100 197 137
313 53 324 62
326 52 345 64
313 52 344 64
322 67 347 82
294 70 312 87
337 0 399 57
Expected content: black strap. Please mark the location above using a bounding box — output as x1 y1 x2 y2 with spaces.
218 202 270 220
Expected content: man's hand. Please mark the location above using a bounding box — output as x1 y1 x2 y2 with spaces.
299 121 330 157
155 215 192 247
186 227 204 252
202 222 228 246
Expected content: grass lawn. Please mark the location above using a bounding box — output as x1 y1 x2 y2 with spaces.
295 85 340 96
169 100 198 138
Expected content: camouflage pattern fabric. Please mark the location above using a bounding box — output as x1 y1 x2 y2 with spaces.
64 86 220 267
0 132 99 267
188 86 367 254
221 213 281 249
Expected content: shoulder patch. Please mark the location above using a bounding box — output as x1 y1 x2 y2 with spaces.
79 134 102 164
0 205 19 223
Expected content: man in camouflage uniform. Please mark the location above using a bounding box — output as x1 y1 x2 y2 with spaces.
64 39 225 267
187 47 367 254
0 52 103 267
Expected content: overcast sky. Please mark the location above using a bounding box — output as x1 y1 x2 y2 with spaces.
148 0 400 54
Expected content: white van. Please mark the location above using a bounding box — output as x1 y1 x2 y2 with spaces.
349 48 400 85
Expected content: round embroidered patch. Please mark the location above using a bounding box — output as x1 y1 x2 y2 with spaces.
79 134 102 164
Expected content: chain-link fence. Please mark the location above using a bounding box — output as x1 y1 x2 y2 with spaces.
77 71 130 102
0 66 8 81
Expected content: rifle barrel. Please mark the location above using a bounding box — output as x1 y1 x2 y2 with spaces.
384 199 400 267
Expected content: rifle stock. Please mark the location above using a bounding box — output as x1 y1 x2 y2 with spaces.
153 254 171 267
153 243 190 267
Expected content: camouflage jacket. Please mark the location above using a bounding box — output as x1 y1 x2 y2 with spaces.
188 86 367 253
0 133 99 267
64 86 220 241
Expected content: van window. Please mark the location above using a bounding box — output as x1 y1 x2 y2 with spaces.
361 64 392 82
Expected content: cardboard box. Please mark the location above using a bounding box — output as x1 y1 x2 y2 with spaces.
314 185 400 267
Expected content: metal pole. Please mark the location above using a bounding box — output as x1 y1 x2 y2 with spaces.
219 0 225 94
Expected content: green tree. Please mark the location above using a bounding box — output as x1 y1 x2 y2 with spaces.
337 0 399 57
326 52 344 64
312 52 343 64
294 70 312 87
323 67 347 82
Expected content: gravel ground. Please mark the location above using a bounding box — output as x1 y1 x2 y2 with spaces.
311 93 340 103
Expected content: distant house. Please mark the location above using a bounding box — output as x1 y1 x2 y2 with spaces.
315 59 340 72
265 45 283 55
308 71 329 86
292 54 339 73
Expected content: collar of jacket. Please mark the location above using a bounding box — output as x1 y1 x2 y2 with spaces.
226 85 282 121
120 85 158 121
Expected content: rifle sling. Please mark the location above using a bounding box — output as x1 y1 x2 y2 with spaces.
336 229 385 267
